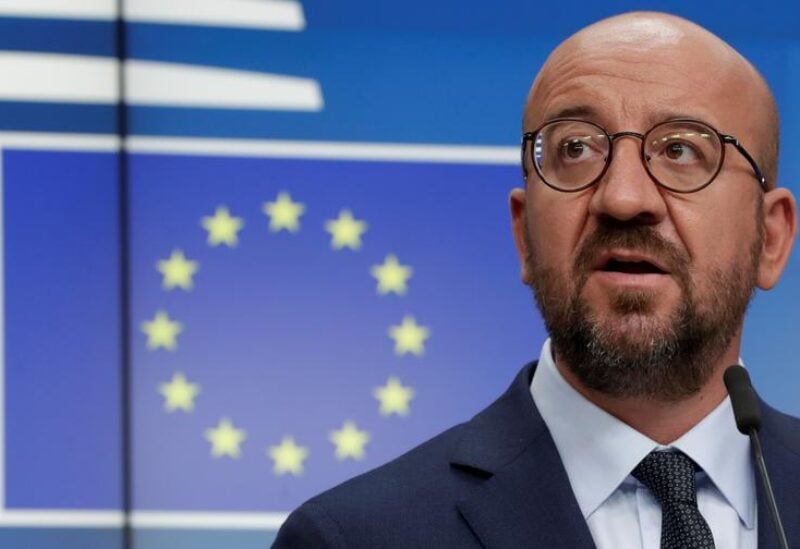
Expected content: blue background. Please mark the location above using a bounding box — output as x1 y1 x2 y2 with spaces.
0 1 797 547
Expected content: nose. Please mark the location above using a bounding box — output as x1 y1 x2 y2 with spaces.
588 136 668 224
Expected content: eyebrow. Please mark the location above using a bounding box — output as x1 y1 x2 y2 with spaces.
546 105 599 121
544 105 713 128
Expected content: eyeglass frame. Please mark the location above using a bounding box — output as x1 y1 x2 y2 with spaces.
520 118 768 194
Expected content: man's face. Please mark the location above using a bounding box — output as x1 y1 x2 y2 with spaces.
514 26 768 399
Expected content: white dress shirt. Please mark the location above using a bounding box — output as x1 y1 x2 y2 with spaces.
530 339 757 548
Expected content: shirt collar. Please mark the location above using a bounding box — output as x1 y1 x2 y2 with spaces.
671 386 755 528
530 338 755 528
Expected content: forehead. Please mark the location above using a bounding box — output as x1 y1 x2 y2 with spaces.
526 33 756 135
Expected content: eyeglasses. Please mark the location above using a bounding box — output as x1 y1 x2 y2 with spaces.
521 118 767 193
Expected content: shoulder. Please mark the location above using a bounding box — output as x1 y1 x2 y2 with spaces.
272 422 474 548
761 401 800 456
313 419 470 507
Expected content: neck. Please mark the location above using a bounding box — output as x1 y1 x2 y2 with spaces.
555 335 742 445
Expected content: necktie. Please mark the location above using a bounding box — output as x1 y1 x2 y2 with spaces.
632 451 716 549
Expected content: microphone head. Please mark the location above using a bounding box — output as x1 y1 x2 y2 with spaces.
723 365 762 434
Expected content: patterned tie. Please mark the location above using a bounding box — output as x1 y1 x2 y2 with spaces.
632 451 716 549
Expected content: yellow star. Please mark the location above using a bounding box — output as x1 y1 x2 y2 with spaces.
325 210 367 250
201 206 244 247
373 376 415 417
157 249 199 291
267 436 309 476
370 254 413 295
158 372 201 412
388 315 430 356
329 420 370 460
263 191 305 233
205 418 247 459
141 310 183 351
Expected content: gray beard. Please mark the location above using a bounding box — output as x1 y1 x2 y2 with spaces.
525 219 761 401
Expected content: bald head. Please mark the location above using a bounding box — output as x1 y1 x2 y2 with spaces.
524 12 779 186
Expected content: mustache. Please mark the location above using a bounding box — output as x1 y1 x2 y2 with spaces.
574 219 690 280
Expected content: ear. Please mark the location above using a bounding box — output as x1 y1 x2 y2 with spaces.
757 188 797 289
509 187 533 284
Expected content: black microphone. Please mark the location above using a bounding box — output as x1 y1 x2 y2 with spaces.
724 365 789 549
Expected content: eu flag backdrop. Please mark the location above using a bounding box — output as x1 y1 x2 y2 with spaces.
128 154 541 511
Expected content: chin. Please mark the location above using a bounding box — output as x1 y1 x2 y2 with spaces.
591 299 677 342
608 313 670 338
587 285 672 317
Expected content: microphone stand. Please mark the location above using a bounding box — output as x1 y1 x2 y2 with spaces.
724 365 789 549
748 429 789 549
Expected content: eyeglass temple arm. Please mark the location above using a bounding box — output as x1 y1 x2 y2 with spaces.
520 133 534 180
721 135 768 191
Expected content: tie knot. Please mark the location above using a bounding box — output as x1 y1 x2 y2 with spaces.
632 451 699 506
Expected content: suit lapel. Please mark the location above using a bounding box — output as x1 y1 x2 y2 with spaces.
757 403 800 548
455 430 595 548
450 362 595 549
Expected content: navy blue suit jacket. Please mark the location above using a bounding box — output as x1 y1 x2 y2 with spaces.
273 362 800 548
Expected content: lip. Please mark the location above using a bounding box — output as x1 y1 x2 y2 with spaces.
590 270 671 289
592 249 671 274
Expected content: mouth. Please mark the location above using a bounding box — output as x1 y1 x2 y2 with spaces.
593 251 670 276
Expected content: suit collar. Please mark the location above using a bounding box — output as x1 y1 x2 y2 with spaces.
449 361 545 473
451 362 596 548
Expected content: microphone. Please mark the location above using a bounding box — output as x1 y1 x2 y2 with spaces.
724 365 789 549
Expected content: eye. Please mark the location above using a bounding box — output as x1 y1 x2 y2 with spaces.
564 140 585 159
664 141 699 163
559 137 597 162
652 131 707 166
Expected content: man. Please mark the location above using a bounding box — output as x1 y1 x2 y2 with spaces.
274 12 799 548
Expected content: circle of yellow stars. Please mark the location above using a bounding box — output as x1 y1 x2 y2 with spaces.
142 190 429 477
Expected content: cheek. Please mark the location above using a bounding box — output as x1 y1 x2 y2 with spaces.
672 197 759 284
527 191 590 271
